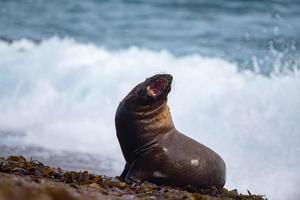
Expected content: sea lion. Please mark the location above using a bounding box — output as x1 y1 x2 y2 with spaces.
115 74 226 189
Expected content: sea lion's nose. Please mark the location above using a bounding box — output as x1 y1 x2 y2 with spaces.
162 74 173 82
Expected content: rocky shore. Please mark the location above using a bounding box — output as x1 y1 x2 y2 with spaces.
0 156 265 200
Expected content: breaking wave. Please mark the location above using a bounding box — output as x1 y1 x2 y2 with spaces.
0 37 299 200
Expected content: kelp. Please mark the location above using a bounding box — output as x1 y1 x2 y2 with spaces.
0 156 266 200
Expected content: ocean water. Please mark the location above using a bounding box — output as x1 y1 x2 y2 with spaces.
0 1 300 200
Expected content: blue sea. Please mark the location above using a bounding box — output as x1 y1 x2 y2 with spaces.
0 1 299 199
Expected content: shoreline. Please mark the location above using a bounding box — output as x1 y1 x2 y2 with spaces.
0 156 265 200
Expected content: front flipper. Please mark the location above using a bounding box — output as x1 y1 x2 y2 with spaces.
125 157 154 184
120 163 130 179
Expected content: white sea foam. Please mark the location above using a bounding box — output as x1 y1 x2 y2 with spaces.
0 37 299 200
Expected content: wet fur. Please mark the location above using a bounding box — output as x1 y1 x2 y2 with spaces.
115 74 226 189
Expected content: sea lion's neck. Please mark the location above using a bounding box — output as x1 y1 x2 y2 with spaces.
128 101 174 155
116 99 175 162
132 101 174 134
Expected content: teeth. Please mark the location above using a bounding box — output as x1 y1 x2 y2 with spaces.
147 86 157 97
147 79 167 97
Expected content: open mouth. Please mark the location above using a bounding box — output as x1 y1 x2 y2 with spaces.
147 78 167 97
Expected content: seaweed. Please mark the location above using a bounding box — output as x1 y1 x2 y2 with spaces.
0 156 266 200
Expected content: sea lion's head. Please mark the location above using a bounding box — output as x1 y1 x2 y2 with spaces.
125 74 173 107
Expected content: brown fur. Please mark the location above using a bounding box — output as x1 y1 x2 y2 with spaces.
115 74 226 189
